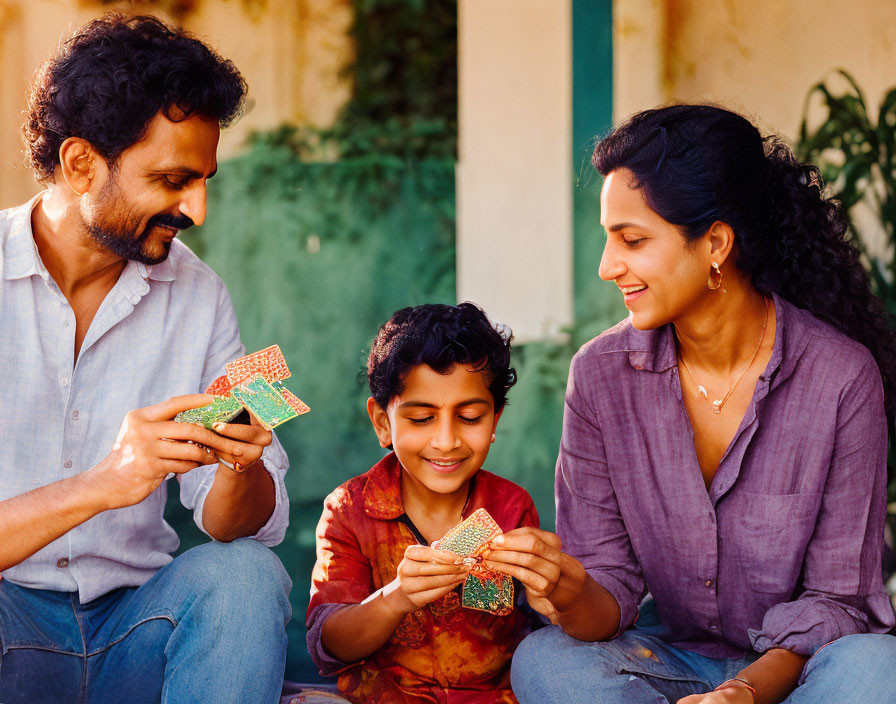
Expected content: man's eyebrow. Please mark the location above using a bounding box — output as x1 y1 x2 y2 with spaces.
149 166 218 180
398 398 491 410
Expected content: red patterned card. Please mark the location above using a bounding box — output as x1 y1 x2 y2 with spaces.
226 344 291 385
205 374 234 396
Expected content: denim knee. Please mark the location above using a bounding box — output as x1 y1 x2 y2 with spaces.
789 633 896 703
173 538 291 620
802 633 896 683
511 627 556 685
511 626 623 703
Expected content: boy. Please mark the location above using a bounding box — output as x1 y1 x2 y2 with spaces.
306 303 539 703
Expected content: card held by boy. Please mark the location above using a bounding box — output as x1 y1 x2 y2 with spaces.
434 508 515 616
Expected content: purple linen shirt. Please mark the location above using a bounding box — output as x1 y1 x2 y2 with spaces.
556 294 895 658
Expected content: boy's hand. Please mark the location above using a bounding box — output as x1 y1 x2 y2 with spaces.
384 545 471 615
482 527 588 618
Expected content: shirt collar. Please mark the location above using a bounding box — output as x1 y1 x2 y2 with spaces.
363 453 406 520
3 194 49 281
361 452 485 523
627 292 791 385
2 192 178 283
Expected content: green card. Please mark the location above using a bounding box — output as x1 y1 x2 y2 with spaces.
174 396 244 429
231 374 299 430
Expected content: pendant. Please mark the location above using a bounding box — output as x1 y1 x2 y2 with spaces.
697 385 708 399
712 400 722 414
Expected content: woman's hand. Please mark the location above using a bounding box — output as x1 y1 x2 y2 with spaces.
482 526 587 620
382 545 471 616
677 685 754 704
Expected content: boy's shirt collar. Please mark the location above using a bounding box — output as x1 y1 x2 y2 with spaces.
363 453 406 520
362 451 481 524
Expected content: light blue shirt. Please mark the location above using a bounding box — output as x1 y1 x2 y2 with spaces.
0 195 290 603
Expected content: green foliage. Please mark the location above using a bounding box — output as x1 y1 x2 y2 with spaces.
344 0 457 157
798 70 896 313
798 70 896 503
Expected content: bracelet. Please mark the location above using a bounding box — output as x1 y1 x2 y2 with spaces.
218 457 246 474
714 677 757 701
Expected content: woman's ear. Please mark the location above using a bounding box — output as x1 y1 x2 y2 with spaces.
706 220 735 267
366 396 393 449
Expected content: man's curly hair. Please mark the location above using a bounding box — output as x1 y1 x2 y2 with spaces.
23 13 247 181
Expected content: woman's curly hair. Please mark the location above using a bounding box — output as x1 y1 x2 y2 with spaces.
23 13 247 181
593 104 896 425
367 302 517 411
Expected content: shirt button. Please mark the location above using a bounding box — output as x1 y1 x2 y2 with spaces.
71 410 79 420
705 579 713 587
60 377 69 387
63 320 70 327
56 558 69 568
710 625 719 631
63 460 72 469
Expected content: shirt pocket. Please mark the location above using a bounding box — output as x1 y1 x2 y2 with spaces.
728 491 822 597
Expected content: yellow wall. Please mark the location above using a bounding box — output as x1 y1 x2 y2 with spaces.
615 0 896 140
0 0 353 208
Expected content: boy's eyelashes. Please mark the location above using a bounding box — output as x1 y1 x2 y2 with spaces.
406 415 485 426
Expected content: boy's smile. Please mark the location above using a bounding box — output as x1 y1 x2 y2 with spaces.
367 363 501 507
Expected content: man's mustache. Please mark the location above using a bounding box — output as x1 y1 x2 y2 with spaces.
147 213 194 231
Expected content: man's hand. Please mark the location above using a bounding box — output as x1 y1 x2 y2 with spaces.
382 545 471 615
678 685 755 704
209 413 272 472
482 526 587 620
88 394 240 510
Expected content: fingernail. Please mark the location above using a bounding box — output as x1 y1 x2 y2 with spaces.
453 558 465 566
491 535 504 547
212 422 225 431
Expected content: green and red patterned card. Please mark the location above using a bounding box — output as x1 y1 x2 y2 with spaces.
433 508 514 616
175 344 310 431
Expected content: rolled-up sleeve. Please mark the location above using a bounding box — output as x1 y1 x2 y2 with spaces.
555 352 646 636
749 358 895 654
178 279 290 546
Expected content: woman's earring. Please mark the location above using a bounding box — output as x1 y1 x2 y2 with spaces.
708 261 725 292
490 433 496 443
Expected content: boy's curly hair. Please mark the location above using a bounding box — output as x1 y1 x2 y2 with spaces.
23 13 247 181
367 302 517 410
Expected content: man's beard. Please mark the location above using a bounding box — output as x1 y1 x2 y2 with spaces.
85 178 194 265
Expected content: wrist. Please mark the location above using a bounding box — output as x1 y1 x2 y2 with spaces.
380 579 417 617
218 457 251 473
714 678 756 703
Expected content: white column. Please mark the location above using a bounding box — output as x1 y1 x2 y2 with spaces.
457 0 572 342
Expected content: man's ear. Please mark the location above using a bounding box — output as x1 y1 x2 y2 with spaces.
58 137 97 197
366 397 393 449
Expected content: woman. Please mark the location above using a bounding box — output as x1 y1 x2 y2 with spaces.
484 105 896 703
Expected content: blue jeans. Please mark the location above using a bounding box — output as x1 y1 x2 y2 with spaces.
0 538 292 704
510 602 896 703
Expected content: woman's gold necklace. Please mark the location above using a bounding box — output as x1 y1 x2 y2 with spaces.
677 297 770 415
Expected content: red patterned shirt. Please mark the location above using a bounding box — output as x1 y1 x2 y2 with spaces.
307 452 539 704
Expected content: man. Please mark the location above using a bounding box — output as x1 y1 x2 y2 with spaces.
0 14 291 703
